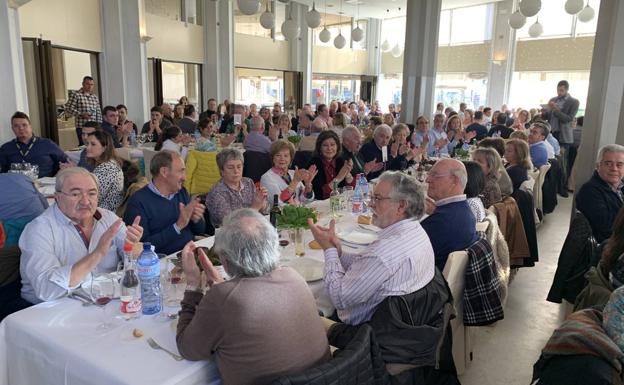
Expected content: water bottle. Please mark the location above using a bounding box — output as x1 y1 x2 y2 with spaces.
137 242 161 315
357 174 369 214
351 184 363 216
129 129 137 147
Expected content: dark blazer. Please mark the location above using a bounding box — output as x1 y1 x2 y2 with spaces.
575 171 624 243
359 141 385 180
177 117 197 134
309 156 347 200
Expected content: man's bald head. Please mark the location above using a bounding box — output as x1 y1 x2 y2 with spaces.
425 158 467 201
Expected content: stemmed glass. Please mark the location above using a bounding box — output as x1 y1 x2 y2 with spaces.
147 133 154 142
136 134 146 146
278 228 291 262
90 273 116 333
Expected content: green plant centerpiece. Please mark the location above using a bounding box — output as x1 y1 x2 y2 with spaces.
454 147 469 160
276 204 317 229
287 135 303 147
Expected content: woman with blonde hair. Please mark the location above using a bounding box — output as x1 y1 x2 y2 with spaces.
512 109 530 131
472 147 503 208
505 139 533 191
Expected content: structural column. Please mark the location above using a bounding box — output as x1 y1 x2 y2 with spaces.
366 18 382 78
400 0 441 124
572 0 624 191
486 0 515 109
203 0 234 104
0 0 30 144
288 1 312 106
99 0 150 123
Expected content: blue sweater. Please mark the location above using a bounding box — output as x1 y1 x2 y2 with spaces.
123 186 205 255
421 200 479 270
530 141 549 168
0 137 68 177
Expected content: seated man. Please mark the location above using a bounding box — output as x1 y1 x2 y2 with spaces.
0 111 68 177
465 110 489 141
124 151 205 255
341 125 383 178
206 148 268 227
243 115 271 154
576 144 624 243
298 117 327 152
487 112 513 139
177 209 330 384
422 159 479 269
141 106 172 143
528 122 550 168
308 171 435 325
359 124 393 180
19 167 142 304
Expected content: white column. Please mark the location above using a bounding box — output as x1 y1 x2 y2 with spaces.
366 18 382 77
573 0 624 191
99 0 150 123
400 0 441 124
203 0 233 104
0 0 29 144
486 0 515 109
288 1 312 105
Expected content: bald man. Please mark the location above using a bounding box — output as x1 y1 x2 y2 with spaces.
421 159 479 269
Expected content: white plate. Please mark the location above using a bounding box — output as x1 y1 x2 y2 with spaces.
285 258 324 282
338 230 378 246
37 177 56 185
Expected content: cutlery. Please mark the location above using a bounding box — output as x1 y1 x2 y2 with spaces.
69 292 100 307
358 224 379 233
147 338 184 361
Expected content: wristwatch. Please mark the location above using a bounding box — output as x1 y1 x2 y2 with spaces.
185 283 203 293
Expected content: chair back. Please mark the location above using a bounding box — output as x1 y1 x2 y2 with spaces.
116 177 149 218
114 147 132 162
442 250 469 375
243 151 272 182
292 151 313 169
532 164 551 217
142 148 159 182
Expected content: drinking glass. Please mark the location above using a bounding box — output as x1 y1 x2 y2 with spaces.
90 273 116 333
342 186 354 212
278 228 291 262
147 133 154 142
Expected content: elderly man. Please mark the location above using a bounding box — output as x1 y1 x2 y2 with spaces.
298 117 328 152
243 115 272 154
341 125 383 178
316 104 331 126
422 159 479 269
576 144 624 243
308 171 435 325
123 151 205 255
528 122 550 168
360 124 393 180
19 167 143 304
0 111 68 177
177 209 329 384
64 76 102 145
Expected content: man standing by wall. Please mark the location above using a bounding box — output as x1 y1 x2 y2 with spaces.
64 76 102 146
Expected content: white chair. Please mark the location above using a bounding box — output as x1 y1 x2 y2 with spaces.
532 164 551 221
142 148 158 182
476 221 489 233
115 147 132 162
442 250 470 375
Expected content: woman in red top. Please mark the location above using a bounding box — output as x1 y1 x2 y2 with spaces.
310 131 354 199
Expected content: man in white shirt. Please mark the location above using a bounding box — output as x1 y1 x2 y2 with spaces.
19 167 143 304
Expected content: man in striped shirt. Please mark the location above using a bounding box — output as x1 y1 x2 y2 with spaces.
309 171 435 325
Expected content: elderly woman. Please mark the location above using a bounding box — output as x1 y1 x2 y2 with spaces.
205 148 268 227
477 137 513 197
463 161 487 222
310 131 353 200
360 124 393 180
261 140 317 206
382 113 395 127
505 139 533 191
389 123 420 170
472 147 503 208
84 130 124 211
331 112 348 136
177 209 330 385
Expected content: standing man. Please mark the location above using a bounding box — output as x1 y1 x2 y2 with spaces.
64 76 102 145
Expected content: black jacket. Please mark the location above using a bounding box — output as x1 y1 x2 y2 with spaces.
309 156 348 200
576 171 624 243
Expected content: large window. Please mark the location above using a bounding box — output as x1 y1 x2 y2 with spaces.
234 0 285 40
380 16 406 51
516 0 600 40
439 4 493 46
145 0 203 25
434 73 488 111
235 68 284 106
311 75 361 106
377 74 403 113
161 61 201 107
509 71 589 115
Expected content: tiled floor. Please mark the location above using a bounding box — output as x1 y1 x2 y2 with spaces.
459 196 573 385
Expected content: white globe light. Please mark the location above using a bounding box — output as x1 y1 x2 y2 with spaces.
381 39 391 52
391 44 401 58
281 18 300 40
305 3 322 29
334 32 346 49
577 4 595 22
259 10 274 29
519 0 541 17
319 27 331 43
528 20 543 38
508 10 527 29
564 0 584 15
352 25 364 42
237 0 261 15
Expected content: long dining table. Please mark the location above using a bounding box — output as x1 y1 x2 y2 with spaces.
0 199 371 385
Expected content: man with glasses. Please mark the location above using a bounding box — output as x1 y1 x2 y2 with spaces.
422 159 479 269
19 167 143 304
308 171 435 325
576 144 624 243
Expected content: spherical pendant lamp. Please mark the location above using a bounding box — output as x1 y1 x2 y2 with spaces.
281 17 300 40
391 44 401 58
259 2 274 29
352 24 364 42
305 2 322 29
564 0 584 15
519 0 541 17
508 10 527 29
319 27 331 43
528 19 543 38
381 39 391 52
237 0 261 15
334 32 346 49
577 4 595 22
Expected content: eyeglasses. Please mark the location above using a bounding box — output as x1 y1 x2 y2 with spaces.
57 190 99 200
370 195 394 204
601 161 624 169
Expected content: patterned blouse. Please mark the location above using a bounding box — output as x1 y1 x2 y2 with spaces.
482 173 502 209
93 160 124 212
205 177 268 227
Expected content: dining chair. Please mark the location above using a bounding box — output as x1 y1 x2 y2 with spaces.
442 250 470 375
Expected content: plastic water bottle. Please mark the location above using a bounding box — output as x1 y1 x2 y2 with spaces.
357 174 369 214
137 243 161 315
129 129 137 147
351 185 363 216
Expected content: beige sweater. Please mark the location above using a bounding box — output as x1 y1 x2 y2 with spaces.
176 267 330 385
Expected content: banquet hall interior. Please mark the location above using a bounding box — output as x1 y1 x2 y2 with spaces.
1 0 623 384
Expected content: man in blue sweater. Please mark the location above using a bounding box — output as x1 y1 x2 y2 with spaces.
124 151 206 255
422 159 479 270
528 123 550 168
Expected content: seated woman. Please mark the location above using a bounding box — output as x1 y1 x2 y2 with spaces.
463 161 487 222
205 148 268 227
85 130 124 211
195 119 217 152
309 131 354 200
472 147 503 208
478 137 513 197
261 140 317 206
446 114 476 156
177 209 330 385
505 139 533 191
270 114 297 142
331 112 348 137
389 123 420 170
155 125 188 160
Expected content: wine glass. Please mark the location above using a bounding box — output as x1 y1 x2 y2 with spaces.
278 228 291 262
90 273 116 333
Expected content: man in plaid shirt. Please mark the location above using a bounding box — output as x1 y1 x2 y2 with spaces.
64 76 102 145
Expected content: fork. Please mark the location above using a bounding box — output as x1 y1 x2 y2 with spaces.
147 338 184 361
